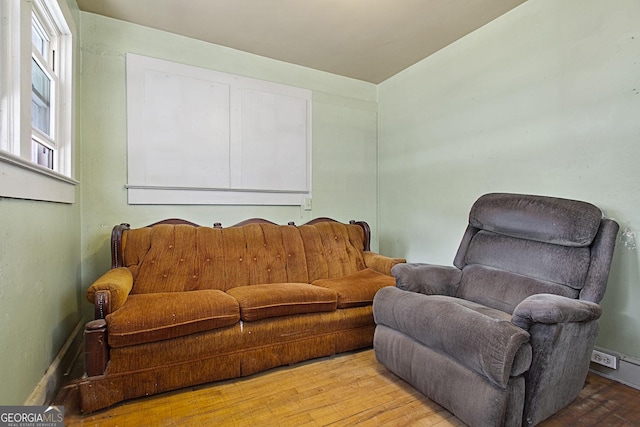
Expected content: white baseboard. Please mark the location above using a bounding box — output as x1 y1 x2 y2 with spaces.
25 319 84 406
589 346 640 391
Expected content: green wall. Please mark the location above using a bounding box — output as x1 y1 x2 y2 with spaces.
378 0 640 358
6 0 640 404
78 12 380 306
0 0 82 405
0 199 82 404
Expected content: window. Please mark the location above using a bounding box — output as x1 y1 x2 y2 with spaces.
126 54 312 206
31 6 59 169
0 0 77 203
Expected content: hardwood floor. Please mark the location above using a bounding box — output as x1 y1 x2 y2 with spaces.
55 349 640 426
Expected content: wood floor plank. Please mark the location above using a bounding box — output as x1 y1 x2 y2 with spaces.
56 349 640 426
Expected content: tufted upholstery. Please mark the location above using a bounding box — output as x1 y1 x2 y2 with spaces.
122 222 366 293
81 217 406 413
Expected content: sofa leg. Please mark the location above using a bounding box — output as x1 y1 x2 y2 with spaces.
84 319 109 376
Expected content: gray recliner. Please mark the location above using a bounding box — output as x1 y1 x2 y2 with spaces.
373 193 619 427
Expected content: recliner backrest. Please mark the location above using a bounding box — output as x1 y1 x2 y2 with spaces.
452 193 618 313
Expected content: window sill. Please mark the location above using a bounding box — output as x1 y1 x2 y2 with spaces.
0 151 78 203
126 185 309 205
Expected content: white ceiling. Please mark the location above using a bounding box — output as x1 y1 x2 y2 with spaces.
76 0 526 84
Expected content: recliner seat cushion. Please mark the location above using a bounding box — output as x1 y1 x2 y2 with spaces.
106 290 240 347
312 268 396 308
226 283 338 321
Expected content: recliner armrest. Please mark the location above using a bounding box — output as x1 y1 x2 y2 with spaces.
391 263 462 296
512 294 602 330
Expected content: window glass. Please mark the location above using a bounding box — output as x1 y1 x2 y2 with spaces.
31 58 51 135
32 139 54 169
31 17 48 58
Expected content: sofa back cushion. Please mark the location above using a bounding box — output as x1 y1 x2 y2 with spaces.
122 220 366 294
124 225 226 293
299 221 367 282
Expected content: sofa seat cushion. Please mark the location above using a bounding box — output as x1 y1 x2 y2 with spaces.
226 283 338 321
374 287 531 388
106 290 240 348
312 268 396 308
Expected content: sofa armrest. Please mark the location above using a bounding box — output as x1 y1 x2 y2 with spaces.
391 263 462 296
363 251 406 275
512 294 602 330
84 319 109 376
86 267 134 318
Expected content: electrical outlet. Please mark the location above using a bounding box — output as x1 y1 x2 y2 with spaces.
591 349 618 369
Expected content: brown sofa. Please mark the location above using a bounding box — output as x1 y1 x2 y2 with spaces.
79 217 405 413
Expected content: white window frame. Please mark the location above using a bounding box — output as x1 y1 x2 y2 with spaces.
31 7 59 167
0 0 77 204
